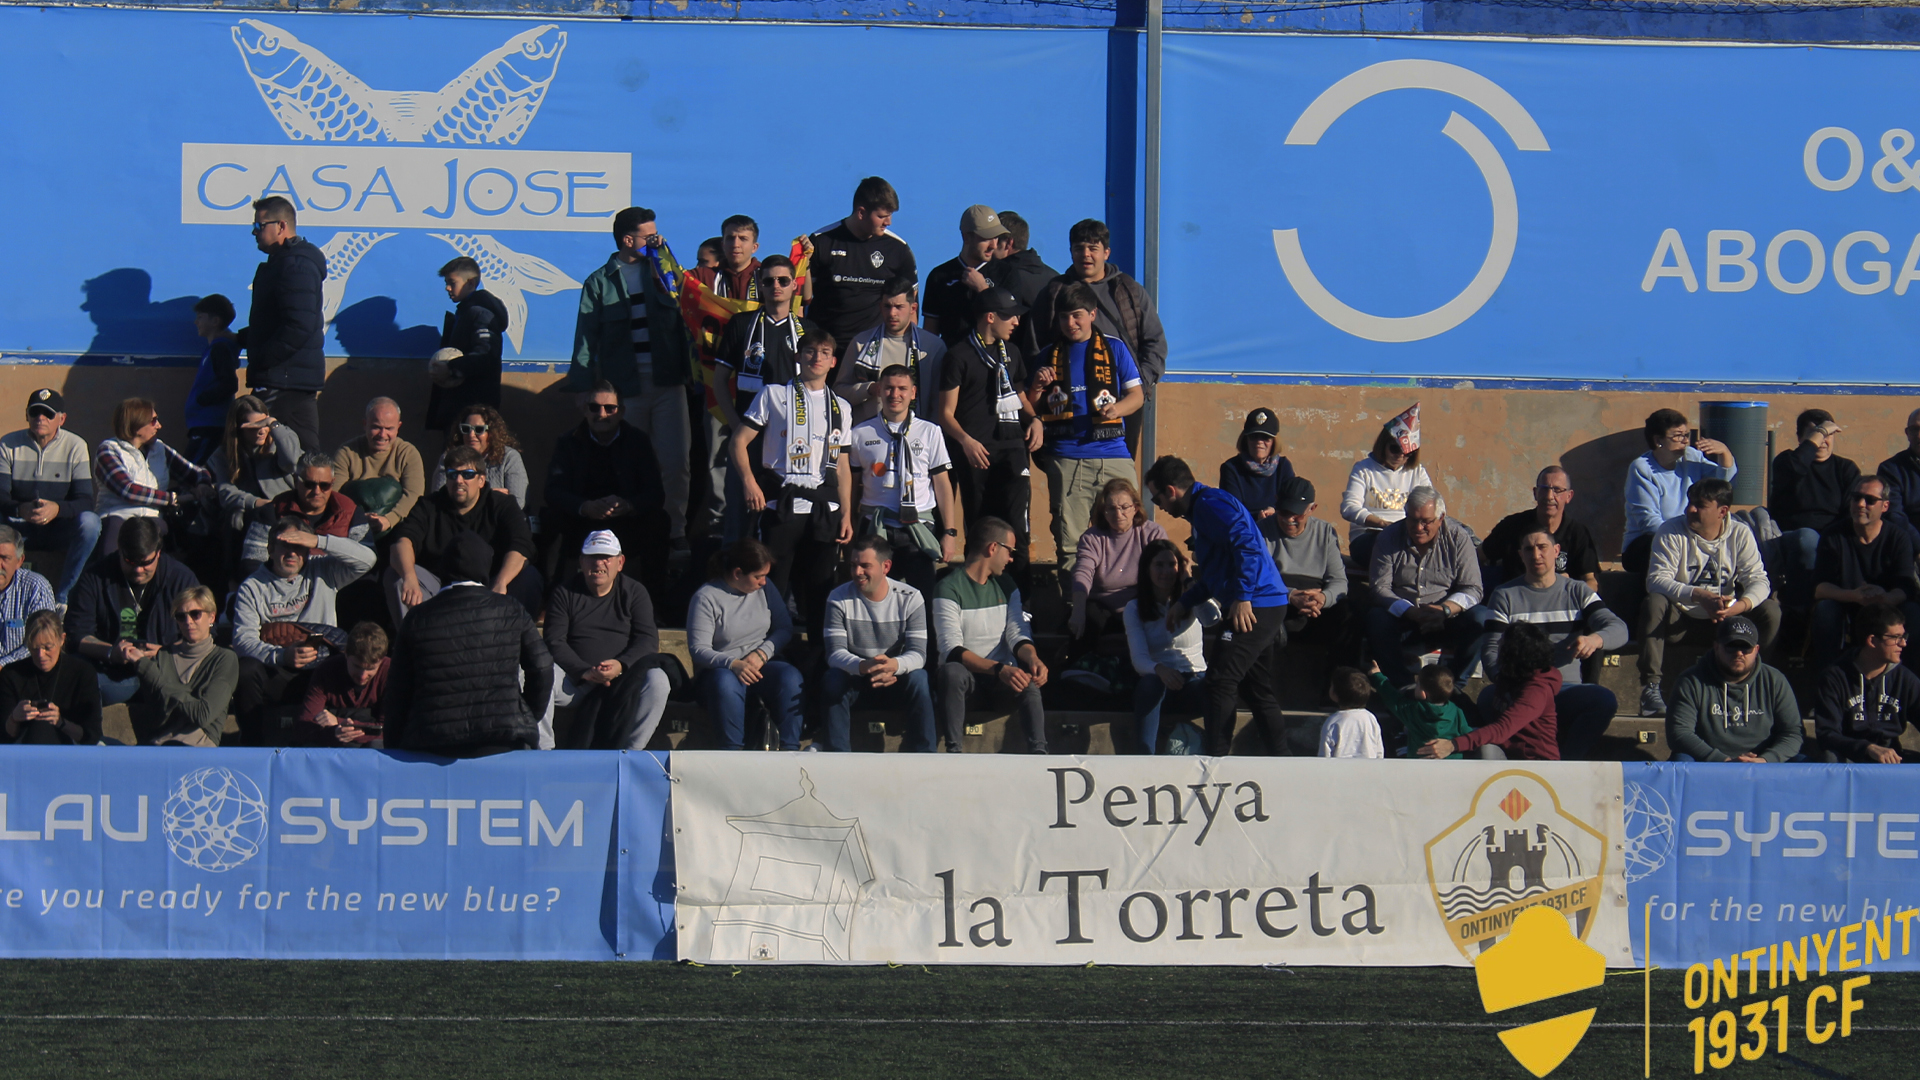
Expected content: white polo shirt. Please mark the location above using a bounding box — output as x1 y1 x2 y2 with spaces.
847 413 951 515
743 381 852 513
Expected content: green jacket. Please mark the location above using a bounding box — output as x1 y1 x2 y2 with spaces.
1666 655 1803 762
1369 671 1472 758
567 252 694 394
131 647 240 745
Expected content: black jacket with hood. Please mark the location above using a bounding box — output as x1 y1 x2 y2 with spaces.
240 237 328 392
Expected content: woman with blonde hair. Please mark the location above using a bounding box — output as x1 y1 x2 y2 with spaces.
1066 477 1167 655
130 584 238 747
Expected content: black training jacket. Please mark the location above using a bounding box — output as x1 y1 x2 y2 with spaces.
384 585 553 754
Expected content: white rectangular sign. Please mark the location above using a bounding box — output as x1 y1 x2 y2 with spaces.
671 754 1631 967
180 143 629 232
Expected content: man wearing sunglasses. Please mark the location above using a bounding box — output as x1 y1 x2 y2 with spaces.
233 196 325 454
1874 407 1920 547
391 445 541 623
237 452 370 572
65 517 198 707
1665 616 1803 763
0 388 99 607
1810 474 1920 670
545 383 666 598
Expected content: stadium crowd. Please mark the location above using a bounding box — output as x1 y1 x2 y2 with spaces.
0 179 1915 766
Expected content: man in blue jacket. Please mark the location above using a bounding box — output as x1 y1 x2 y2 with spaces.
1146 455 1290 757
236 196 327 454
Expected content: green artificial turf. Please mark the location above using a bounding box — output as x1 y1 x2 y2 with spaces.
0 962 1911 1078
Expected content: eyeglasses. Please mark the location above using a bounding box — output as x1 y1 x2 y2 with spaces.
458 423 490 436
588 403 621 415
762 276 794 287
1108 502 1137 514
1535 486 1571 496
1879 632 1909 643
295 477 332 491
174 609 212 622
1722 641 1757 654
444 468 483 481
1851 493 1885 505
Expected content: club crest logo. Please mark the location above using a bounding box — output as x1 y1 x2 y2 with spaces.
869 249 886 269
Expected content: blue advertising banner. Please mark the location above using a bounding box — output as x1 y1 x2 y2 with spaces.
1162 34 1920 384
0 747 670 959
1624 763 1920 972
618 748 675 960
0 9 1104 363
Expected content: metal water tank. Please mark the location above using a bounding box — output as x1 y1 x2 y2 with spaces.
1699 401 1769 505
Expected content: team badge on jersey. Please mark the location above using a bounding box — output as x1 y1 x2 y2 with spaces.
869 250 885 269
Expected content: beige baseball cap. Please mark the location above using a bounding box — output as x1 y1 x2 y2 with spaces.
959 204 1010 240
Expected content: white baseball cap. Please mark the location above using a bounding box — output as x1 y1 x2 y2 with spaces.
581 530 622 556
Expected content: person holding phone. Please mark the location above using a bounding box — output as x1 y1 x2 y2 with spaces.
294 622 389 748
130 586 237 747
1 610 100 745
231 517 376 745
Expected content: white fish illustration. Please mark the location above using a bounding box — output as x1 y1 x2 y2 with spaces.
428 233 580 353
316 231 395 324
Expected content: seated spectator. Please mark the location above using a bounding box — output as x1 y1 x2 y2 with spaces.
1341 403 1430 567
128 585 237 748
542 531 672 752
431 405 527 508
845 364 960 599
208 395 302 535
545 382 667 597
293 622 390 749
688 539 803 752
0 389 99 606
383 532 553 757
232 517 376 745
1365 487 1486 689
1272 477 1352 650
1638 478 1779 716
1769 409 1860 602
1875 407 1920 546
425 256 507 434
1318 667 1382 759
1123 537 1219 755
1622 408 1735 573
838 276 946 423
184 294 241 465
1067 477 1167 655
330 397 425 537
1811 474 1919 670
1482 528 1626 760
1814 603 1920 764
65 517 195 705
239 452 368 570
1217 407 1296 545
1665 615 1803 763
1028 282 1144 576
0 525 53 667
933 519 1048 755
1481 466 1601 591
823 537 936 753
389 445 540 623
1419 622 1560 761
1 610 100 745
94 397 214 557
1368 662 1472 759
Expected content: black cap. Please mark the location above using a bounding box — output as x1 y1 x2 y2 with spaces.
1716 616 1760 647
1277 475 1315 516
27 388 64 416
972 286 1026 319
1242 407 1280 440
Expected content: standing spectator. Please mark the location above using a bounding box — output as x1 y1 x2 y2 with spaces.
0 610 100 746
232 518 376 745
1622 408 1736 572
129 585 237 748
712 257 812 545
93 397 213 558
208 395 302 535
1481 465 1602 591
0 388 99 606
331 397 425 538
821 536 936 753
384 532 552 757
1639 478 1779 716
1419 622 1560 761
687 215 762 302
1810 474 1919 669
838 276 945 423
1318 668 1383 759
1217 408 1296 545
1814 603 1920 764
1365 487 1486 689
804 177 917 353
1025 219 1166 455
1482 528 1627 760
544 384 667 597
293 622 389 749
1066 478 1166 655
390 445 540 622
936 287 1042 581
184 294 240 464
567 206 696 561
1664 616 1803 763
542 531 672 752
1029 282 1144 577
1368 662 1472 759
688 539 803 752
983 210 1057 308
65 517 196 706
1340 404 1431 568
239 452 367 570
1875 407 1920 546
1123 537 1218 755
1146 456 1290 757
426 257 507 434
922 205 1009 345
1272 477 1353 653
235 196 325 453
731 332 853 648
932 519 1048 755
1768 409 1859 601
430 406 528 508
0 526 54 668
845 365 961 598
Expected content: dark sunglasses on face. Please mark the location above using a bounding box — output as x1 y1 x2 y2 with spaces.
174 608 212 622
1852 493 1885 504
588 403 621 415
445 468 483 481
1723 641 1757 654
762 276 793 287
458 423 490 436
295 477 332 491
250 221 279 235
121 552 161 569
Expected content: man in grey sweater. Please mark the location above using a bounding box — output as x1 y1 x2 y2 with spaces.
540 531 670 751
1272 477 1351 647
1666 616 1803 763
231 517 376 744
1366 487 1486 687
820 536 936 752
1482 526 1629 759
1639 477 1778 716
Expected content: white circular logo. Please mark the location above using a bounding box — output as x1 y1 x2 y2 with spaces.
1621 781 1675 884
1273 60 1550 343
162 767 269 873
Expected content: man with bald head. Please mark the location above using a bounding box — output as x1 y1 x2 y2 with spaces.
1481 465 1601 592
331 397 426 536
1877 407 1920 547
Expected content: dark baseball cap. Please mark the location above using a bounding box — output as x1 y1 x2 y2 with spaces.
1277 476 1315 516
1242 407 1280 440
972 286 1026 319
1716 616 1760 647
27 388 64 416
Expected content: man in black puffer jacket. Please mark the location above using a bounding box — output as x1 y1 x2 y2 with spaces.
384 532 552 757
236 196 328 453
